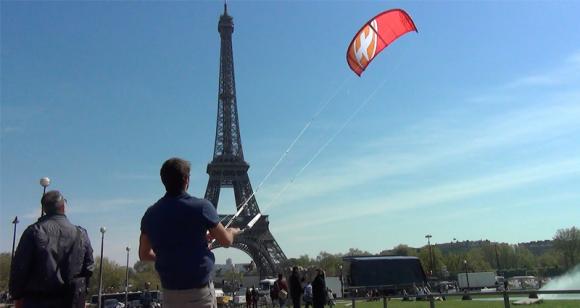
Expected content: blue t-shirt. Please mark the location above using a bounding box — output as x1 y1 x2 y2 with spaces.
140 192 219 290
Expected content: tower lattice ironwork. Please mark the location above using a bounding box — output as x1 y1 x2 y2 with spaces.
205 4 287 278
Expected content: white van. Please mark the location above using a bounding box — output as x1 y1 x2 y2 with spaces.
259 278 277 296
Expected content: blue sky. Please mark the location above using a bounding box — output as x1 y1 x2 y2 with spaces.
2 1 580 266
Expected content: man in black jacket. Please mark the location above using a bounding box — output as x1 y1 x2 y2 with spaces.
9 190 95 308
289 267 302 308
312 269 327 308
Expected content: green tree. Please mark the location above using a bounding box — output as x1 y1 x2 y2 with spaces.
494 243 516 272
514 246 536 272
475 242 501 269
442 252 463 275
289 254 315 268
344 248 372 256
0 253 11 291
553 226 580 269
388 244 417 257
418 246 444 276
224 269 244 289
466 249 493 272
88 257 127 296
536 250 562 276
132 260 161 291
316 251 342 276
537 250 561 268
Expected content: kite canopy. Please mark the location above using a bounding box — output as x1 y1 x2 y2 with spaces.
346 9 417 76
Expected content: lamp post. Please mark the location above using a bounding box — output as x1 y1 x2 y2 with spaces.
98 227 106 308
39 177 50 217
339 264 344 298
462 259 472 300
495 244 501 275
11 216 19 260
425 234 434 276
125 246 130 307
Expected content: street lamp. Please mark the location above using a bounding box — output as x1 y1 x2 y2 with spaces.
98 227 106 308
39 177 50 217
11 216 19 260
125 246 130 307
338 264 344 298
494 244 501 276
462 259 472 300
425 234 434 276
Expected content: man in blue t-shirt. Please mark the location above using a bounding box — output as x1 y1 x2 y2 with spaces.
139 157 240 308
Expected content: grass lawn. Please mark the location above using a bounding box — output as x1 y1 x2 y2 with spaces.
333 298 580 308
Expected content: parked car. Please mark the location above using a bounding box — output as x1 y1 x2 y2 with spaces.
216 288 232 307
233 288 247 305
259 279 276 297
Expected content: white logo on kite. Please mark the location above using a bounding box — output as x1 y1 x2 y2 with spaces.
354 20 378 67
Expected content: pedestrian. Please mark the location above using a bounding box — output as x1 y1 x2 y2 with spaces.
303 282 313 308
139 158 241 308
9 190 94 308
251 285 259 308
141 282 153 308
312 269 327 308
402 288 411 301
246 287 252 308
326 288 335 308
270 281 277 307
289 267 302 308
274 273 289 308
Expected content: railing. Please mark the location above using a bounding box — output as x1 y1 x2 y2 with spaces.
345 289 580 308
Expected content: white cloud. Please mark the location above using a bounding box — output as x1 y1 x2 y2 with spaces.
273 157 580 232
1 126 23 134
112 172 157 181
68 197 149 214
506 74 561 88
22 197 148 218
505 50 580 89
259 94 580 211
22 208 43 220
566 51 580 65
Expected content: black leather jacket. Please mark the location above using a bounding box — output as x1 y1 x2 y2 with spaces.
9 214 94 300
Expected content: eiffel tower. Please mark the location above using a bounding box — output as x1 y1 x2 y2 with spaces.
205 4 287 278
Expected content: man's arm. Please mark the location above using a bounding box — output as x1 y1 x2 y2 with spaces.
9 227 35 300
139 233 156 261
208 223 240 247
80 228 95 278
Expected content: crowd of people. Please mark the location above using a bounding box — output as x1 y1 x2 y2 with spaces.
268 267 335 308
244 286 259 308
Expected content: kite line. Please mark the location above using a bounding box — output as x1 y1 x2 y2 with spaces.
261 50 407 212
261 76 390 212
218 77 350 228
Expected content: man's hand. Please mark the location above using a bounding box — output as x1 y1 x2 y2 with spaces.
227 227 242 236
209 224 242 247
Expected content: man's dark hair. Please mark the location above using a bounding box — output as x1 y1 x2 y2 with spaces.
41 190 65 215
160 157 191 193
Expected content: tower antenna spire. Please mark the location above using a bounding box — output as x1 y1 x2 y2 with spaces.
224 0 228 15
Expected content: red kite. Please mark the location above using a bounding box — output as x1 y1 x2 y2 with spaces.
347 9 417 76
